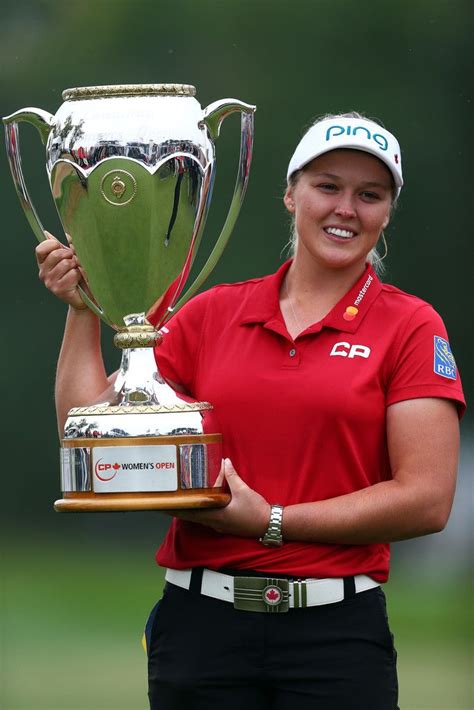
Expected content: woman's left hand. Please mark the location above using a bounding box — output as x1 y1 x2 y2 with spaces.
167 459 271 538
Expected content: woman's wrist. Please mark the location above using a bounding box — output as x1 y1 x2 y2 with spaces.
68 302 94 316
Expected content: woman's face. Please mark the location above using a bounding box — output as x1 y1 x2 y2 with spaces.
284 149 393 274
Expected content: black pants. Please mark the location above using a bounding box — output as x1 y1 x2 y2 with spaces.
146 577 399 710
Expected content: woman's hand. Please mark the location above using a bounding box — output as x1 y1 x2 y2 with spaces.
36 231 88 311
169 459 271 538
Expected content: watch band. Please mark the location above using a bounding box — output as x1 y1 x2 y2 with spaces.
260 504 284 547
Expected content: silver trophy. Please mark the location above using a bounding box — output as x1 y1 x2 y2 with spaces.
4 83 255 512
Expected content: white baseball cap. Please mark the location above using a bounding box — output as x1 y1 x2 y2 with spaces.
287 116 403 198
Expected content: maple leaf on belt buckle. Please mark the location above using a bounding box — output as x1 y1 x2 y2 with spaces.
233 576 290 612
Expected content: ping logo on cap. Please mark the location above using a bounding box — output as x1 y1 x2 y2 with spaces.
434 336 457 380
326 124 388 151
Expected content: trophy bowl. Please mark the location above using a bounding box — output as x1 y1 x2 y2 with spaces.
4 83 255 512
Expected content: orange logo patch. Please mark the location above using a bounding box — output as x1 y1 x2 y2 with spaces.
343 306 359 321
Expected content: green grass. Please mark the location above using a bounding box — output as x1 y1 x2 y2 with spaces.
2 535 472 709
387 570 473 710
2 537 161 710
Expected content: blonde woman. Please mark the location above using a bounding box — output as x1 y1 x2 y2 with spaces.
37 113 465 710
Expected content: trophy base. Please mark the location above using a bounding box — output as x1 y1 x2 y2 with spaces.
60 348 228 512
54 488 231 513
60 431 227 512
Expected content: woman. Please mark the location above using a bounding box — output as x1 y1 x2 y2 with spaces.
37 112 465 710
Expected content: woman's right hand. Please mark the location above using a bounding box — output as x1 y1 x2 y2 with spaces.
36 231 88 311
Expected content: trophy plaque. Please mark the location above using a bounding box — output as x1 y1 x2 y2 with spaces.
4 83 255 512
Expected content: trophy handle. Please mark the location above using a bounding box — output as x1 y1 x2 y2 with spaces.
3 107 56 244
171 99 256 314
3 108 104 321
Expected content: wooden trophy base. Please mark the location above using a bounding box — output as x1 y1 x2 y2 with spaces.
54 488 231 513
58 432 229 512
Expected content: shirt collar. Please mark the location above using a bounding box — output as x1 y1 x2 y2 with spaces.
239 260 382 334
321 262 382 333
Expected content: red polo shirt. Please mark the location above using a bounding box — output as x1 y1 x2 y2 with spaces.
153 261 465 581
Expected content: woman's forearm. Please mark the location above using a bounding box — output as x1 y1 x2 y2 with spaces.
281 476 454 545
281 399 458 545
55 306 109 436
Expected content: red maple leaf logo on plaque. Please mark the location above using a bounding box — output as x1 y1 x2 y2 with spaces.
113 463 120 470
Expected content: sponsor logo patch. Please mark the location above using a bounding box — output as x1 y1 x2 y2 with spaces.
434 336 457 380
91 445 178 492
330 342 371 359
343 306 359 321
326 125 388 151
342 274 374 320
353 274 373 306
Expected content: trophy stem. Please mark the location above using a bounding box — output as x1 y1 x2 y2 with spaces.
111 326 175 408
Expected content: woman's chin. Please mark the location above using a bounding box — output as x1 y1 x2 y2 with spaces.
315 247 367 273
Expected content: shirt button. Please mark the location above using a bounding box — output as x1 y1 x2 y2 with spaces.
289 348 297 357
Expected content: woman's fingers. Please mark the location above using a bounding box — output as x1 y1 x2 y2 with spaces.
37 244 73 270
35 238 68 265
36 231 86 309
38 248 76 285
42 256 80 289
65 232 78 256
213 461 225 488
55 272 86 306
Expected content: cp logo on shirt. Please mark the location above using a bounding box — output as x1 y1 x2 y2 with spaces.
330 342 371 359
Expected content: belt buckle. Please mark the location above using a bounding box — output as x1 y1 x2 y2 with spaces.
233 576 290 612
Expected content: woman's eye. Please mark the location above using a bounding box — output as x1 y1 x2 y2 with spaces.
361 191 380 201
318 183 338 191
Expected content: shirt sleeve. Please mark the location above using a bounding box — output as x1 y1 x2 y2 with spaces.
386 304 466 417
151 289 212 393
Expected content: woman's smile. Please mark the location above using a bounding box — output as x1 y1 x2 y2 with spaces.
323 225 358 240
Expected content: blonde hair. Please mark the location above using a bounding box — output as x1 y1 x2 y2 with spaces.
285 111 398 275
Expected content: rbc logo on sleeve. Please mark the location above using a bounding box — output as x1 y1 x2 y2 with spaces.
434 336 457 380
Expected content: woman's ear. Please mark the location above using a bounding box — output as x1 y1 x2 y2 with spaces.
284 187 295 213
381 213 390 229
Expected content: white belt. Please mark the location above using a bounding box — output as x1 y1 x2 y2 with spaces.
165 568 379 613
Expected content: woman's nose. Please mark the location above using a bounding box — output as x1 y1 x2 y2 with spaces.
334 197 356 219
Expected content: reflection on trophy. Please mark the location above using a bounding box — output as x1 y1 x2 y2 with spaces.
4 84 255 512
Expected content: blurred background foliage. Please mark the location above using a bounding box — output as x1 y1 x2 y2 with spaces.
1 0 472 708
